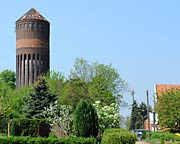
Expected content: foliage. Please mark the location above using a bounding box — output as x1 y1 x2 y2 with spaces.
43 58 127 115
42 101 73 135
48 132 57 138
44 71 75 135
44 70 65 96
150 132 180 143
24 77 57 118
169 129 180 134
1 86 32 118
0 86 32 134
0 136 96 144
0 69 16 89
124 116 131 130
139 102 148 118
93 101 120 132
129 100 139 130
44 70 90 111
156 88 180 129
0 70 16 103
129 101 147 130
74 99 99 138
10 118 50 137
101 128 137 144
61 78 89 110
69 58 127 106
0 82 8 99
0 106 13 134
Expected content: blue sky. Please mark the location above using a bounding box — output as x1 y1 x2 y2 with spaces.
1 0 180 116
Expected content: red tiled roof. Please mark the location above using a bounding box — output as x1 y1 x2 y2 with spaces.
156 84 180 95
18 8 48 21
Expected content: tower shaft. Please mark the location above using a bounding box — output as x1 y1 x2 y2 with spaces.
16 8 50 87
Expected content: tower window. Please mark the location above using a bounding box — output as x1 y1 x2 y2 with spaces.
32 23 35 28
20 54 22 61
28 54 31 60
38 23 41 28
37 54 40 60
33 54 35 60
24 54 26 60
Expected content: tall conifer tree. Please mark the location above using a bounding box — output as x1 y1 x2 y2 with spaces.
73 99 99 137
24 77 57 118
129 100 138 130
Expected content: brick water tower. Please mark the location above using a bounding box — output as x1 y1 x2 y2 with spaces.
16 8 50 87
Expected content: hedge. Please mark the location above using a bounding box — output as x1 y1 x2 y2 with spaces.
0 136 96 144
151 132 180 142
101 128 137 144
10 118 50 137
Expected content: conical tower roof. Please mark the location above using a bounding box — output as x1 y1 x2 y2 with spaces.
17 8 48 21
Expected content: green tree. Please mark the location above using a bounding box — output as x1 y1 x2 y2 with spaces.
0 70 16 99
89 75 117 105
24 77 57 118
0 82 7 98
70 58 127 106
129 101 148 130
0 105 13 133
0 83 32 123
0 69 16 89
1 88 29 118
60 78 89 110
129 100 139 130
139 102 147 117
156 88 180 129
44 70 65 96
138 102 147 128
0 85 32 135
74 99 99 138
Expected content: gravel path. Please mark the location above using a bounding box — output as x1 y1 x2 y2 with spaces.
136 141 149 144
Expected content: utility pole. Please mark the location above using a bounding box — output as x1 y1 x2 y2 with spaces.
147 90 151 143
153 90 156 132
132 89 135 102
153 111 156 132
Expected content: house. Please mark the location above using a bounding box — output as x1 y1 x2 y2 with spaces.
154 84 180 96
144 112 158 131
152 84 180 131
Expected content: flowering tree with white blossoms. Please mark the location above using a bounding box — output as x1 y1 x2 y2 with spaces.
93 101 121 131
43 101 73 136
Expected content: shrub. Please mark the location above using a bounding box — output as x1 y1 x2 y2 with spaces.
151 132 180 142
169 129 180 134
93 101 121 132
48 132 57 138
10 118 50 137
101 128 137 144
0 136 95 144
74 99 99 138
0 117 8 134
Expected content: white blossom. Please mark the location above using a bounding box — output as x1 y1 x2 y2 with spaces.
93 101 121 131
